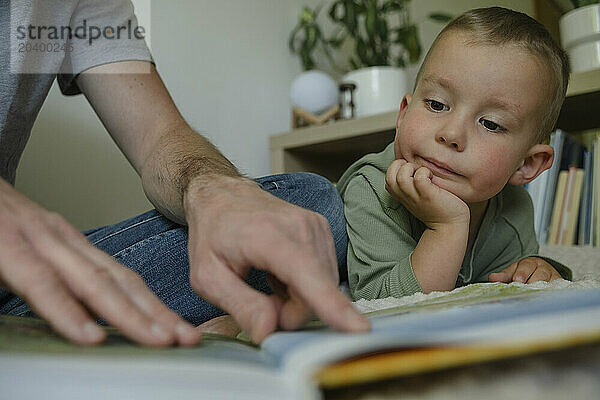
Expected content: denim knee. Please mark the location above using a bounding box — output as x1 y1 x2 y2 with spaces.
257 172 348 281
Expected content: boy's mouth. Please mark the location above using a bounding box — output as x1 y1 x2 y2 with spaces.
418 156 461 177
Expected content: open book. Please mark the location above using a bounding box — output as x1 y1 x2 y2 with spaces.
2 283 600 400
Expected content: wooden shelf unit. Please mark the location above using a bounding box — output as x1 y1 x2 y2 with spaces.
270 70 600 182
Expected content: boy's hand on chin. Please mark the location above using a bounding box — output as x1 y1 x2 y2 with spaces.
385 159 469 229
488 257 563 284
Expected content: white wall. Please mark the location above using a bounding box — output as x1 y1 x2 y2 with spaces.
149 0 320 177
15 0 534 230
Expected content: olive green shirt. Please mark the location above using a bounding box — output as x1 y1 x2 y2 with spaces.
337 143 571 301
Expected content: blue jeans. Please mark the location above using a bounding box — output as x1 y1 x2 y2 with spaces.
0 173 348 325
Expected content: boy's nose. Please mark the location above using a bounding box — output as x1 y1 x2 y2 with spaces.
436 134 465 152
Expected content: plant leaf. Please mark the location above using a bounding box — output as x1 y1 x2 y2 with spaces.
428 12 453 23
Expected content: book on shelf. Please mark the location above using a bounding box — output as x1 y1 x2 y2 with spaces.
594 132 600 246
529 129 565 244
2 284 600 399
578 149 593 245
529 129 598 247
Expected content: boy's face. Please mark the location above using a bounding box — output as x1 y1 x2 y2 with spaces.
394 32 552 204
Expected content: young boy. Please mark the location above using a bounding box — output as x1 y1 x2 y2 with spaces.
337 7 573 301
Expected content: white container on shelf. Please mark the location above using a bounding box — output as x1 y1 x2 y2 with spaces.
342 66 407 117
559 4 600 73
290 70 338 115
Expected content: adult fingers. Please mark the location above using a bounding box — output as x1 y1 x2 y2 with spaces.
108 267 201 345
241 221 369 335
0 243 106 345
190 251 279 343
27 227 180 346
278 288 314 330
196 315 241 338
68 234 200 346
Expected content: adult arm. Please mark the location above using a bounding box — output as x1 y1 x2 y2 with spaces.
76 61 369 342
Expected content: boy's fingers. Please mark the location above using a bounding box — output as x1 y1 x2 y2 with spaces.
385 159 406 192
550 270 563 281
512 260 536 283
488 271 510 283
489 260 519 283
413 167 434 198
396 162 419 198
527 267 552 283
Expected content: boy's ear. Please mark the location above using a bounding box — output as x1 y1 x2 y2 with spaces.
508 144 554 186
395 94 412 130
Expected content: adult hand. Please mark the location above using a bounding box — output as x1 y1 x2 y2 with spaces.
0 178 200 346
385 159 470 229
184 177 370 343
489 257 563 284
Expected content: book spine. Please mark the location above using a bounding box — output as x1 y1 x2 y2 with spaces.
548 171 568 245
540 130 565 245
594 133 600 246
557 167 577 245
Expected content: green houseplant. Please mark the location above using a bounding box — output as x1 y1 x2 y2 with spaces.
326 0 452 71
289 5 333 71
288 1 452 118
327 0 450 117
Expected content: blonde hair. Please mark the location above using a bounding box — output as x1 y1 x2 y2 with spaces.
415 7 570 143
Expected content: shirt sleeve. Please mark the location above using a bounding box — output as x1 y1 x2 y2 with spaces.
57 0 153 95
343 175 422 301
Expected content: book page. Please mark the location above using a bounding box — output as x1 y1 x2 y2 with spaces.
0 315 294 400
259 284 600 386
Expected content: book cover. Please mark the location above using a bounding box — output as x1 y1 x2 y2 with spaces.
2 284 600 399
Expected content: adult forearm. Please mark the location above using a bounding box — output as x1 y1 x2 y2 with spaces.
411 222 468 293
139 124 242 224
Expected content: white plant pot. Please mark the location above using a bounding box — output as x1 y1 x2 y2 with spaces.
559 4 600 73
342 66 408 117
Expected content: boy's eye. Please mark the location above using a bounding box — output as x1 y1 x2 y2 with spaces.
425 99 448 112
479 118 505 133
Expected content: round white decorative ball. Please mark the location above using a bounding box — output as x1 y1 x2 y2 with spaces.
290 70 338 114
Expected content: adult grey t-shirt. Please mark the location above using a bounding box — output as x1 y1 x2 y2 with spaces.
0 0 153 185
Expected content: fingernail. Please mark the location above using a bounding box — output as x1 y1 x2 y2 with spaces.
176 322 200 341
151 323 172 341
83 321 105 341
345 306 371 332
515 276 525 283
